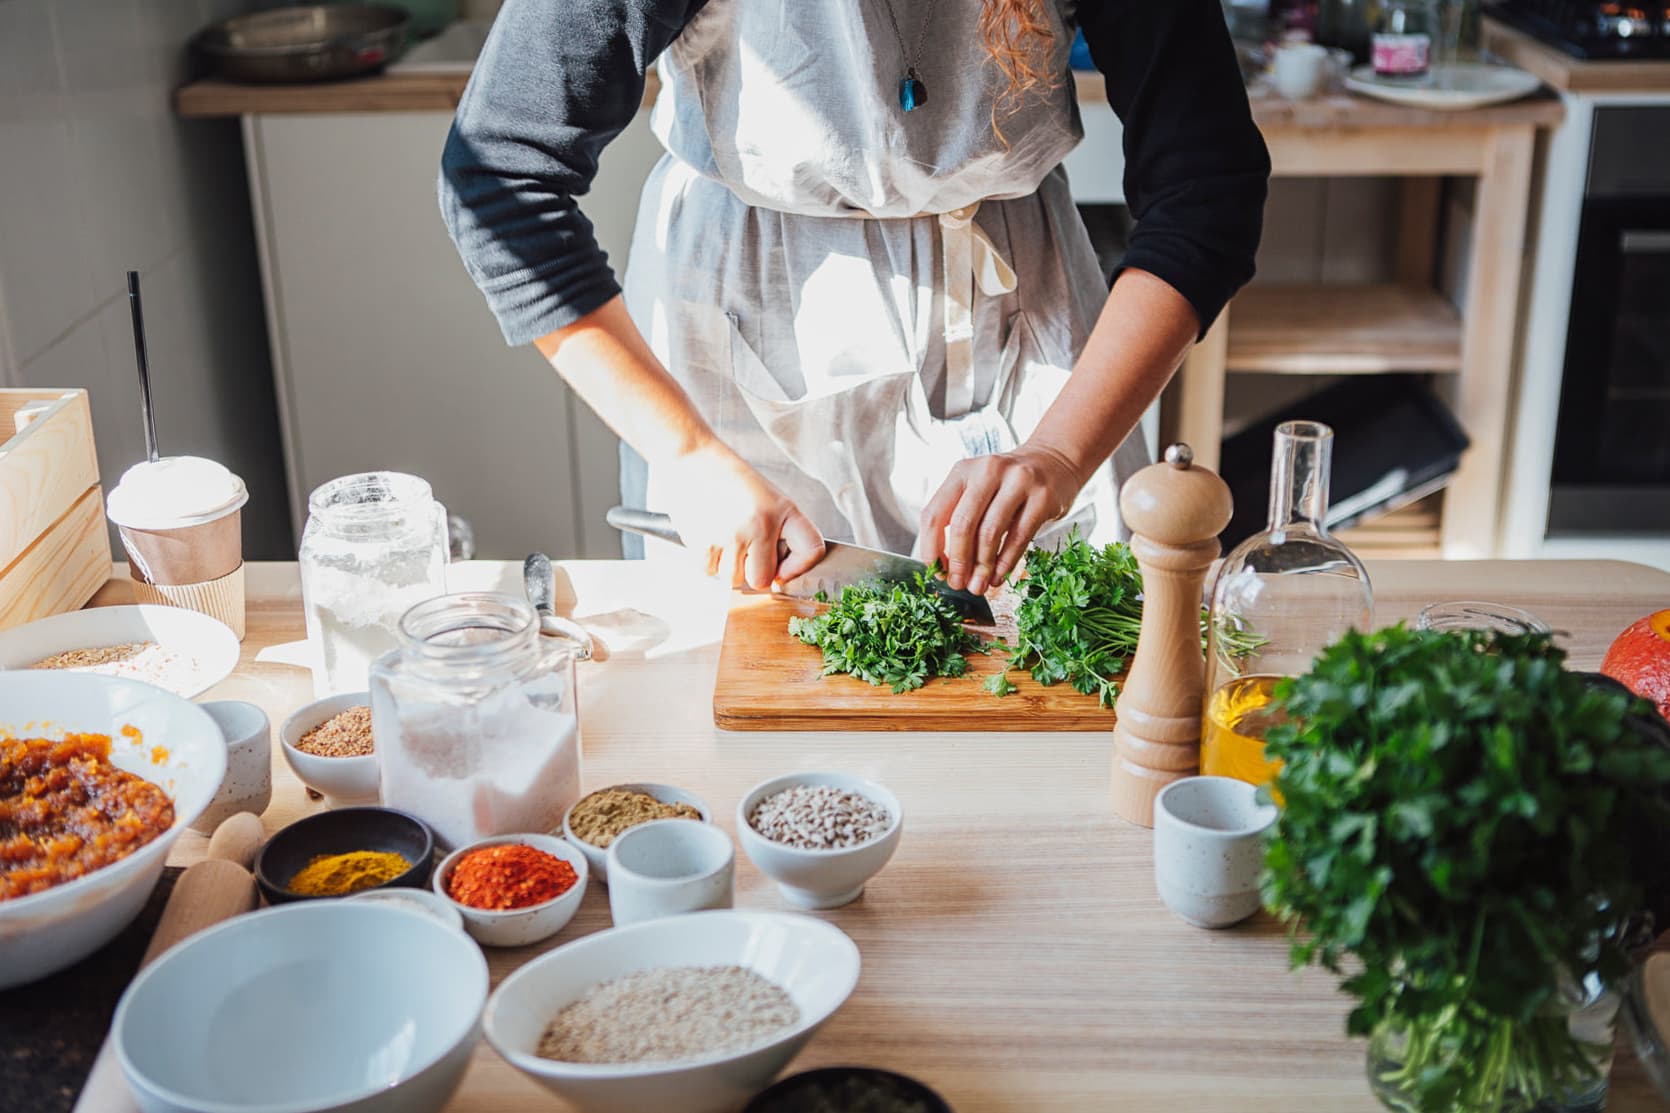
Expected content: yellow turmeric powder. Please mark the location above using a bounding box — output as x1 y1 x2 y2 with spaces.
287 850 411 897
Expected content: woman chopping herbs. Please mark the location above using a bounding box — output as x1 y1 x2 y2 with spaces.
441 0 1268 594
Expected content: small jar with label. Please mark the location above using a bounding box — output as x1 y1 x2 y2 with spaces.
1373 0 1437 83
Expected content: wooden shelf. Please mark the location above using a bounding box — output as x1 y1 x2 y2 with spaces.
1226 284 1463 375
1336 494 1444 560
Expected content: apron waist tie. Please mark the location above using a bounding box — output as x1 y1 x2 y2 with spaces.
939 203 1017 418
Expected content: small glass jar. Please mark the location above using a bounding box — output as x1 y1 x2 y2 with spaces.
1416 601 1552 637
299 472 449 697
1202 421 1374 786
369 593 585 850
1374 0 1438 83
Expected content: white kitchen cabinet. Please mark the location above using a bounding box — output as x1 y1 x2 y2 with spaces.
245 109 664 559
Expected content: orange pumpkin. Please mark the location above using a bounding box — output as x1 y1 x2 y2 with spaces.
1602 609 1670 724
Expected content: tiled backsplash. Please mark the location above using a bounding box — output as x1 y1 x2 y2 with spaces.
0 0 292 559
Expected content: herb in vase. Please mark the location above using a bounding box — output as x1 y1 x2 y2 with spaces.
787 568 984 693
1261 626 1670 1113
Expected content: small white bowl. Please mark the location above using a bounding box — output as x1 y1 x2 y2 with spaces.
348 887 465 934
606 819 734 927
433 833 589 948
736 772 903 910
484 909 860 1113
562 782 711 884
279 691 379 808
114 901 487 1113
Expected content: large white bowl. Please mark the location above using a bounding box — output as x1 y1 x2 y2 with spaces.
0 672 226 990
114 902 489 1113
736 772 903 909
485 910 860 1113
0 603 239 698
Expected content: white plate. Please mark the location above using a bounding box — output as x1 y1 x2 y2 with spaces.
1346 62 1542 110
0 604 239 697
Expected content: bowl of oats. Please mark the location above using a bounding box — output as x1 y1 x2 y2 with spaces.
279 693 380 808
0 603 239 698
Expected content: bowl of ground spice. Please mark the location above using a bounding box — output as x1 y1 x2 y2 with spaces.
433 832 589 947
562 782 710 883
254 806 434 904
278 692 379 808
744 1067 954 1113
736 772 903 910
483 909 860 1113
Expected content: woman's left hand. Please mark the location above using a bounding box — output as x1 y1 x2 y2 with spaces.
916 444 1083 596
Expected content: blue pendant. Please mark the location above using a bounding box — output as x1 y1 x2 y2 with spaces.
899 73 927 112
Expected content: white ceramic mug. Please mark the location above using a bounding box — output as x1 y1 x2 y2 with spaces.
1153 775 1277 930
1273 42 1329 100
606 819 734 927
193 700 272 833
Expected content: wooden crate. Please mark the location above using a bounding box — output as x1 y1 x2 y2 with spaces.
0 389 110 630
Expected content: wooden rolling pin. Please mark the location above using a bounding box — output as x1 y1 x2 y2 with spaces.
72 811 264 1113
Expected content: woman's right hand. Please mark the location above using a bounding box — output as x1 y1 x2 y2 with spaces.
657 442 825 591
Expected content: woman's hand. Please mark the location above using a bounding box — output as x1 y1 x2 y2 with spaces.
916 444 1082 596
659 442 825 591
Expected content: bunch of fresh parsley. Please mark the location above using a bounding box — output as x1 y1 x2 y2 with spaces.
1262 626 1670 1113
787 569 983 693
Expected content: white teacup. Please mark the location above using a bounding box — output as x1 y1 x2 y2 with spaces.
606 819 734 927
1153 775 1277 930
1273 42 1329 100
193 700 272 833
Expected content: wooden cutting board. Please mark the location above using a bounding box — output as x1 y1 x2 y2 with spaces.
712 592 1119 731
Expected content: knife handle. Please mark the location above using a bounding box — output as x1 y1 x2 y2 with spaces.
606 507 684 547
606 507 794 562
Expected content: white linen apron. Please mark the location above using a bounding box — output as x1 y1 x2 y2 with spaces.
621 0 1151 556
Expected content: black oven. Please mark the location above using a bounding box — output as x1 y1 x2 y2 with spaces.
1547 106 1670 535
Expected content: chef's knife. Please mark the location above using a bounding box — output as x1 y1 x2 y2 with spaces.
604 507 996 624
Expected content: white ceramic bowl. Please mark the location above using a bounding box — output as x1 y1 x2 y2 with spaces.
0 672 226 990
485 909 860 1113
347 888 465 934
114 901 488 1113
605 819 734 927
562 782 711 884
279 691 379 808
736 772 903 910
0 603 239 698
433 833 589 948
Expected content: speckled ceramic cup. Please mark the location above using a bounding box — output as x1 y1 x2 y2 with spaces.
1153 775 1277 930
193 700 272 833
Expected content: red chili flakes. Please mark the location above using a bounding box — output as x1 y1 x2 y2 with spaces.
445 843 578 911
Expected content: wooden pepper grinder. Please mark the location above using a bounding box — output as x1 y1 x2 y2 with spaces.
1110 444 1233 827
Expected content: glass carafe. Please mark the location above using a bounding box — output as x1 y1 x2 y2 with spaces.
299 472 449 697
1202 421 1373 786
369 592 585 850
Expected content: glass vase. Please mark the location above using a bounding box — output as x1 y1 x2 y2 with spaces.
1201 421 1373 787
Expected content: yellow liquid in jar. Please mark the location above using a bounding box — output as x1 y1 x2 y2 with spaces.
1201 675 1289 787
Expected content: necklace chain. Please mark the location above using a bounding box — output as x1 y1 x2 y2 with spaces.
875 0 941 76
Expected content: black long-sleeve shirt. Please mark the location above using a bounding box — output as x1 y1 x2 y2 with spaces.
441 0 1269 345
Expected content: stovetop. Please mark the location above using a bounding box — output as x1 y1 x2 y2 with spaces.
1487 0 1670 59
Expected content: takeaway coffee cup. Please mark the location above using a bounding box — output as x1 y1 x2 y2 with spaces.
1153 775 1278 930
106 456 249 639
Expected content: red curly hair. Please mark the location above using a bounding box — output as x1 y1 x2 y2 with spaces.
979 0 1059 123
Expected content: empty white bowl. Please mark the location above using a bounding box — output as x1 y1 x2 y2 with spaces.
736 772 903 909
347 887 465 934
0 672 226 990
114 901 488 1113
279 691 379 808
484 909 860 1113
562 782 711 884
605 819 734 927
434 833 589 948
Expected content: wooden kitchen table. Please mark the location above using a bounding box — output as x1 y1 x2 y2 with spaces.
93 558 1670 1112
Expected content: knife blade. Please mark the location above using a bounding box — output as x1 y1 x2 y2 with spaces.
604 507 996 624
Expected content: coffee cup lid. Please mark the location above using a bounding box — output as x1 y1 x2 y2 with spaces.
107 456 249 530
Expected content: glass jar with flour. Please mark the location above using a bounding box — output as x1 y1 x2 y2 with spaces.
369 592 584 850
299 472 449 697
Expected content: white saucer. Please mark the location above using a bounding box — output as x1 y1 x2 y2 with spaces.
1346 62 1542 110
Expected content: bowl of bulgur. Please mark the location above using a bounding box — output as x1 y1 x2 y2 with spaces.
279 692 379 808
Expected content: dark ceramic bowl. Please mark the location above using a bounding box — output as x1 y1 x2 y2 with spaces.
744 1067 953 1113
255 806 435 905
